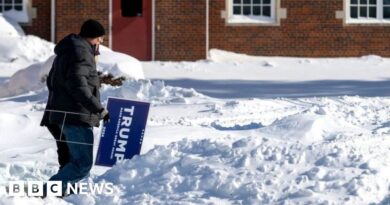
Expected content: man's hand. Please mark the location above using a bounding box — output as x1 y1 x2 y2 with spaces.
100 108 110 124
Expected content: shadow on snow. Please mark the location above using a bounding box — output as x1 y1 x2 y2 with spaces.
156 79 390 99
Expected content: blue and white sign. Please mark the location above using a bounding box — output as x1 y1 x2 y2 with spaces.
95 97 150 167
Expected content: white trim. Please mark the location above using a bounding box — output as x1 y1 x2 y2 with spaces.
109 0 112 49
227 0 276 24
0 0 24 12
378 0 384 19
345 0 390 24
51 0 55 43
0 0 30 23
206 0 209 59
152 0 155 61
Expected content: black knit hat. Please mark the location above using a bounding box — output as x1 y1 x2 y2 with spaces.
79 19 105 38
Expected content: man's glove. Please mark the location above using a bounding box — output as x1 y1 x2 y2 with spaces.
100 108 110 124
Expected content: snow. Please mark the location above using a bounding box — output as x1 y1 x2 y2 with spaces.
2 17 390 205
227 15 275 24
0 49 145 98
0 14 54 78
0 15 24 37
98 49 144 80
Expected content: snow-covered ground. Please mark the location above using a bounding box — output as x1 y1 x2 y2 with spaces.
2 16 390 204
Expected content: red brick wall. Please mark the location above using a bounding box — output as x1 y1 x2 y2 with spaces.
22 0 390 60
56 0 109 46
157 0 390 60
155 0 206 61
22 0 51 41
211 0 390 57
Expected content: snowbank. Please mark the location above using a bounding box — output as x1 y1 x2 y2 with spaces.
0 15 53 65
0 62 46 98
0 15 54 78
0 15 144 96
64 96 390 205
68 129 390 204
209 49 271 63
0 15 24 37
145 49 390 84
0 49 145 98
100 80 205 104
98 49 144 80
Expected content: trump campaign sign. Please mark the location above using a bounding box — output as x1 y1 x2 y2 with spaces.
95 97 150 167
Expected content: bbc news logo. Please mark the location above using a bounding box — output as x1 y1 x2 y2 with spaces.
0 181 114 197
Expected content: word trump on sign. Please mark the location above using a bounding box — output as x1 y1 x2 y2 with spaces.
115 106 135 161
95 97 150 167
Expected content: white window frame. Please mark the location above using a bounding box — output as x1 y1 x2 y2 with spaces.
0 0 32 23
346 0 390 24
227 0 276 24
0 0 24 13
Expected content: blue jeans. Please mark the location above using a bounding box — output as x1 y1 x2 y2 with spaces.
48 124 94 195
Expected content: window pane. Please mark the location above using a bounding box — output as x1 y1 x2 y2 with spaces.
351 0 358 4
384 7 390 18
384 0 390 5
233 0 241 3
5 0 11 3
0 0 2 3
14 5 22 11
369 6 376 17
243 0 251 4
243 6 251 15
0 6 2 12
351 6 358 18
121 0 142 17
263 6 271 17
253 6 261 15
233 6 241 15
253 0 260 3
4 5 12 10
360 6 367 17
263 0 271 4
369 0 376 4
360 0 367 5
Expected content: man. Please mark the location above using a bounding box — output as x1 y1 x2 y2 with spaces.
40 19 109 196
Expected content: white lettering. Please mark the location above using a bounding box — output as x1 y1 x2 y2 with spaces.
78 183 88 194
116 139 127 152
121 116 133 127
67 183 78 195
114 106 136 162
90 183 104 195
104 183 114 195
124 106 135 116
119 128 130 139
4 181 115 196
115 153 124 161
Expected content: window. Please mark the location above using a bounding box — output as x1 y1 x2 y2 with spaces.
0 0 23 12
121 0 142 17
228 0 276 24
233 0 271 17
348 0 390 23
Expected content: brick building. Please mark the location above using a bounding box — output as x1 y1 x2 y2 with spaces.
2 0 390 61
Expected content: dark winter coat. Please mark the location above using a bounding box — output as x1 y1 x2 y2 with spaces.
40 34 103 127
